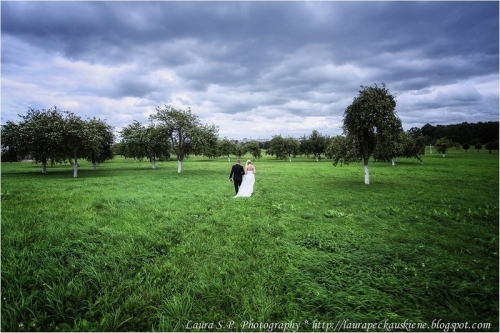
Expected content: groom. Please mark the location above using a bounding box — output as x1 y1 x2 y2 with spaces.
229 159 245 194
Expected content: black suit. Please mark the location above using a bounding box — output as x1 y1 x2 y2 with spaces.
229 163 245 194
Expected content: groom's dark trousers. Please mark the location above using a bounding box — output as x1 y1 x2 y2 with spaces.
229 163 245 194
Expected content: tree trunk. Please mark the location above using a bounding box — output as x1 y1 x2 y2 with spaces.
177 160 183 173
42 161 47 174
227 157 230 162
415 155 424 165
73 162 78 178
289 157 292 162
442 154 446 157
363 138 370 184
391 158 395 166
92 162 97 170
151 160 156 169
315 154 319 162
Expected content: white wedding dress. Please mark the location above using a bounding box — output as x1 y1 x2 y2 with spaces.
233 170 255 198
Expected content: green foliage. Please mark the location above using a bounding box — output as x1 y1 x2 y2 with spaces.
326 135 361 166
15 107 66 165
475 143 483 153
1 152 498 331
233 144 246 158
1 121 23 161
1 107 114 176
373 131 425 164
60 111 86 165
283 137 300 161
343 83 402 166
297 130 329 160
305 130 329 160
266 135 286 159
415 135 426 155
149 105 218 169
485 141 499 153
120 121 149 161
191 123 219 158
434 137 454 156
218 138 237 160
120 122 172 164
244 141 262 160
462 142 470 153
298 134 312 157
420 121 498 145
83 117 115 165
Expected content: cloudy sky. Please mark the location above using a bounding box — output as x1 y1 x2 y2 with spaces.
2 1 498 140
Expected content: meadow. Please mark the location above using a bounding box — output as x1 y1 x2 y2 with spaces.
1 148 498 332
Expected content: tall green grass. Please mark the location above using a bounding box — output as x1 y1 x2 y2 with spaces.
1 149 498 332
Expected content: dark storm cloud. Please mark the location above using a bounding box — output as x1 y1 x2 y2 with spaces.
1 1 498 138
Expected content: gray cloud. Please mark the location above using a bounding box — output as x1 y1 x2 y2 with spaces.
1 1 498 139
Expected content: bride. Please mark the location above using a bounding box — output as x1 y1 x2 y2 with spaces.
234 160 256 198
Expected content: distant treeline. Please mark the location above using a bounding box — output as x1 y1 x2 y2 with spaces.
410 121 498 145
255 121 499 149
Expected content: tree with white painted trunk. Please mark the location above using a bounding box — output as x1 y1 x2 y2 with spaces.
283 137 300 162
309 130 329 161
342 83 402 184
1 108 114 177
120 121 170 169
59 111 87 178
434 137 454 157
1 107 66 174
150 105 218 173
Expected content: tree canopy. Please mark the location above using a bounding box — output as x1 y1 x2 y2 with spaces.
326 135 361 167
245 141 262 160
434 137 455 157
342 83 402 184
1 107 114 176
150 105 219 173
84 117 115 169
120 121 171 168
218 138 237 161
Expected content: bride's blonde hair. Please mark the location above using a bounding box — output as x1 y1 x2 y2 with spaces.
246 160 252 165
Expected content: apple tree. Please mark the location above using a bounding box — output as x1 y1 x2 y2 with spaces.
435 137 454 157
342 83 402 184
219 138 237 161
150 105 218 173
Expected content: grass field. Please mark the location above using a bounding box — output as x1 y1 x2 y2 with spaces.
1 148 498 332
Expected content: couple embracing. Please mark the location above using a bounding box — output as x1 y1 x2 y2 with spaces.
229 159 256 198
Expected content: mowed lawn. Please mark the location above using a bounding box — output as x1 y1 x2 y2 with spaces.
1 149 498 332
